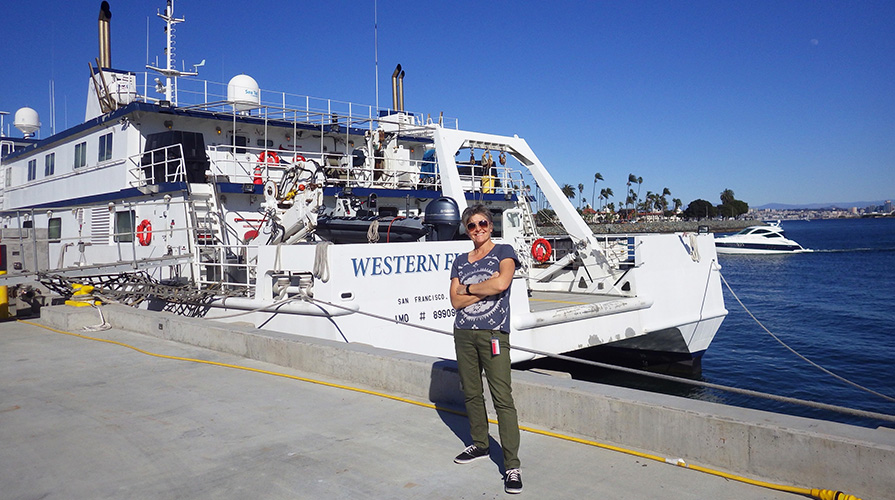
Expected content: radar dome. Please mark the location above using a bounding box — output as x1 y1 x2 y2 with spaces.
14 107 41 137
227 74 260 112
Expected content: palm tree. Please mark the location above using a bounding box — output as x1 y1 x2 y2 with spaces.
561 183 576 201
591 173 603 211
660 187 671 213
626 174 636 211
673 198 683 212
625 193 635 220
577 183 584 209
600 187 614 212
636 176 644 210
720 188 736 205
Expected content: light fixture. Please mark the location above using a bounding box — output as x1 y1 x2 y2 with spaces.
164 120 173 129
215 126 222 135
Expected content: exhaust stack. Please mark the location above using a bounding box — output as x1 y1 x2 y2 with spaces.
391 64 402 111
397 69 405 112
98 1 112 68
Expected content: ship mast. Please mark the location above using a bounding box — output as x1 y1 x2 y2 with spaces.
145 0 199 105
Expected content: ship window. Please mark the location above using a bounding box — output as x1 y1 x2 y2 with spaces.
114 210 136 243
46 152 56 175
256 138 273 148
98 133 113 162
74 142 87 169
27 159 37 181
48 217 62 242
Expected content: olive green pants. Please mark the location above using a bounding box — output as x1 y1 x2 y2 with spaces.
453 328 520 470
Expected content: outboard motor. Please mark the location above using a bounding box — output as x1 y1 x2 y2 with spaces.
424 197 461 241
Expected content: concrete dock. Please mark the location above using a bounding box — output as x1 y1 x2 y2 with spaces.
2 305 892 499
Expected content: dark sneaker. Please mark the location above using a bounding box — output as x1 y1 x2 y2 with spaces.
454 444 489 464
504 468 522 494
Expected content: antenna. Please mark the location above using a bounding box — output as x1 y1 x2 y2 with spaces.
0 111 8 138
49 80 56 135
374 0 379 112
145 0 200 106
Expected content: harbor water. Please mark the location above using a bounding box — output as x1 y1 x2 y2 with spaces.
579 217 895 428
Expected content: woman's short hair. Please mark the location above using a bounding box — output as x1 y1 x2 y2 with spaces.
461 204 493 232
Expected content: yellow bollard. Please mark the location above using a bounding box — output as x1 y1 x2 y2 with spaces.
65 283 101 307
0 243 8 319
0 271 8 320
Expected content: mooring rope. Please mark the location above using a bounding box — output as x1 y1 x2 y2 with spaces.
56 270 895 422
297 290 895 423
718 271 895 404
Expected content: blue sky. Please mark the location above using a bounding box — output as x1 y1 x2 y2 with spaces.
2 0 892 208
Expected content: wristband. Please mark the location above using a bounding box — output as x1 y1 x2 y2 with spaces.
466 284 471 295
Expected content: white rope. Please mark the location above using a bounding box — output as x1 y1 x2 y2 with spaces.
309 294 895 422
367 219 380 243
687 232 700 262
718 271 895 404
82 305 112 332
313 241 331 283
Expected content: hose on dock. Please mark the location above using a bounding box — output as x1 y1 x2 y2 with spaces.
18 318 865 500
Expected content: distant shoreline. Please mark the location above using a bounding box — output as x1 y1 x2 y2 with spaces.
537 215 891 235
538 219 756 235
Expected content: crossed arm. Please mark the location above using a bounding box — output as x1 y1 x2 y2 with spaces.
450 257 516 310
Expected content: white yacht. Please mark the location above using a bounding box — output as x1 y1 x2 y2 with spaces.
715 221 811 254
0 1 728 370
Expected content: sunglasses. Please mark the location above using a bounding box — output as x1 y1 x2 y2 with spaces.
466 220 490 231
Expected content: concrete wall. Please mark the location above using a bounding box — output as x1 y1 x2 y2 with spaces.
41 304 894 499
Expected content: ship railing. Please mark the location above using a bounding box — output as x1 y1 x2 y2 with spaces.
0 197 200 284
141 74 460 132
202 144 524 198
193 241 256 296
0 198 259 297
126 144 188 188
203 144 441 191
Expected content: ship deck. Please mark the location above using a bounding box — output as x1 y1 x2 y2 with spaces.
528 290 628 312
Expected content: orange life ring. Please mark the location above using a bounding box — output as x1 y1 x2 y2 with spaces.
531 238 552 263
292 154 306 163
137 219 152 246
259 151 280 165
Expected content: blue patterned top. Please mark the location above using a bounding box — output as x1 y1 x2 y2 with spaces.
450 243 519 333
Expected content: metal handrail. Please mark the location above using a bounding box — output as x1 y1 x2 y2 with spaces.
138 73 460 131
127 143 187 187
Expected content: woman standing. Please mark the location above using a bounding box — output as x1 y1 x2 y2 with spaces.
449 204 522 494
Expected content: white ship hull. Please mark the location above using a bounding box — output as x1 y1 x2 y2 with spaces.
0 1 728 370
